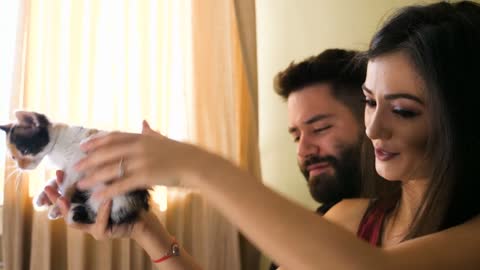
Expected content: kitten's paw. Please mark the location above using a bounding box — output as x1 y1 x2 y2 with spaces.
67 203 94 224
33 191 48 208
33 177 59 208
47 205 62 220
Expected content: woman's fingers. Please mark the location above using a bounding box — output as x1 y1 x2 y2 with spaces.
57 197 70 216
44 186 61 204
142 120 153 134
80 132 137 153
142 120 166 139
75 141 138 173
92 200 112 238
92 175 147 201
77 158 142 190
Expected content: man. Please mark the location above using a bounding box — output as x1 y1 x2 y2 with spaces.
270 49 367 269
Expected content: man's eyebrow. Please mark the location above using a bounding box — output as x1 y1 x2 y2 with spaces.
288 114 333 133
304 114 333 124
362 84 424 105
288 127 297 134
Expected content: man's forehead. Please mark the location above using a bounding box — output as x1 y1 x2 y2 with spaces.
287 86 342 124
287 83 336 103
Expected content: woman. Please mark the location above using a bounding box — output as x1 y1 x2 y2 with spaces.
45 1 480 269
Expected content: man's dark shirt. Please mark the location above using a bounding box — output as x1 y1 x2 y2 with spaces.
268 199 341 270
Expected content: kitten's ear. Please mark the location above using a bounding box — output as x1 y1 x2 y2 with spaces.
15 110 50 127
0 124 12 133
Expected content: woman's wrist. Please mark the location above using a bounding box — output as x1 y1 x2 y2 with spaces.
131 211 175 259
130 212 148 242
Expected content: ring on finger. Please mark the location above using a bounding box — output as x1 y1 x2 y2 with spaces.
118 157 126 178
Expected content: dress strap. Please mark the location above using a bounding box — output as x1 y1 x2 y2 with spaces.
356 199 390 246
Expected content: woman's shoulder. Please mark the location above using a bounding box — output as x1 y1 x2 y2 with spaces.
324 198 371 234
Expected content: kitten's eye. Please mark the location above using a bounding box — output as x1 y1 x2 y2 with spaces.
20 149 28 155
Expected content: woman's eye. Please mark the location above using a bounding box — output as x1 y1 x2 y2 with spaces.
362 97 376 107
393 109 419 118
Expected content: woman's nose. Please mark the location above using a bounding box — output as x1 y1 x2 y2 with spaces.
365 108 391 140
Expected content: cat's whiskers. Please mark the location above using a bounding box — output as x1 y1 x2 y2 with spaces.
6 167 21 180
15 171 23 192
6 164 18 170
4 167 25 193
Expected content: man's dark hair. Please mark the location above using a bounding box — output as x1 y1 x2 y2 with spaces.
273 49 367 120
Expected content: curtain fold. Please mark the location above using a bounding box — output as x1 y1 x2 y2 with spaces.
190 0 261 270
2 0 260 269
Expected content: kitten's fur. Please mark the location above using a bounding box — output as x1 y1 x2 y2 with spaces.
0 110 149 225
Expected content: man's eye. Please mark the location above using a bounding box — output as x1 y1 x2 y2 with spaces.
362 97 376 107
293 136 299 143
313 125 332 133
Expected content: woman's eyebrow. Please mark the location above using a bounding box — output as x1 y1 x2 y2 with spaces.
362 84 424 105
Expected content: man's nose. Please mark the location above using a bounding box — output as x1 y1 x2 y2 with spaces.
297 135 319 158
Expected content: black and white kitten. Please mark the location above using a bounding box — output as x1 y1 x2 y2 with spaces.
0 110 149 225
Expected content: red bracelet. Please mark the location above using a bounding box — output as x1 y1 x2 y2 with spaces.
153 238 180 264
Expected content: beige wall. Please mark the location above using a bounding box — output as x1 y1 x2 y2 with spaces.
256 1 438 269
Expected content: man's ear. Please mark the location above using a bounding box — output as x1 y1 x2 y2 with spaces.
14 110 50 127
0 124 12 133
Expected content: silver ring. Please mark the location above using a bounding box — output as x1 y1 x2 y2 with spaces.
118 158 125 178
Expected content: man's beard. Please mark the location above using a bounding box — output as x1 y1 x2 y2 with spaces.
300 145 361 204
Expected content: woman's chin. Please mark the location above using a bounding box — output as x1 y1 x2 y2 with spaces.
375 165 402 181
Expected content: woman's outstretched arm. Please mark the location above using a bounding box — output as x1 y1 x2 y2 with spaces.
74 123 480 270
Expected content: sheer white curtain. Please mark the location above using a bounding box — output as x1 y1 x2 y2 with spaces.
0 1 22 267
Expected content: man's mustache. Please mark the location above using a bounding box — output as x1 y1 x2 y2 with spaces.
303 155 337 168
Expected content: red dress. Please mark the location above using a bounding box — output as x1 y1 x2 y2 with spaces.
356 200 394 246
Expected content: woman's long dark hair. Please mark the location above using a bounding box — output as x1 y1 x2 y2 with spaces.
364 1 480 240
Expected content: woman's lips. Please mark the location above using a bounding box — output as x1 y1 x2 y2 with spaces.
307 162 331 177
375 148 399 161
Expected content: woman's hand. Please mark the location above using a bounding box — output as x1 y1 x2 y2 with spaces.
44 170 204 270
43 170 139 240
75 121 205 201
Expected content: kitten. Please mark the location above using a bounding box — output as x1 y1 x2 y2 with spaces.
0 110 149 225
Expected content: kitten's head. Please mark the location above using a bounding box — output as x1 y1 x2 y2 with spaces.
0 110 52 170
